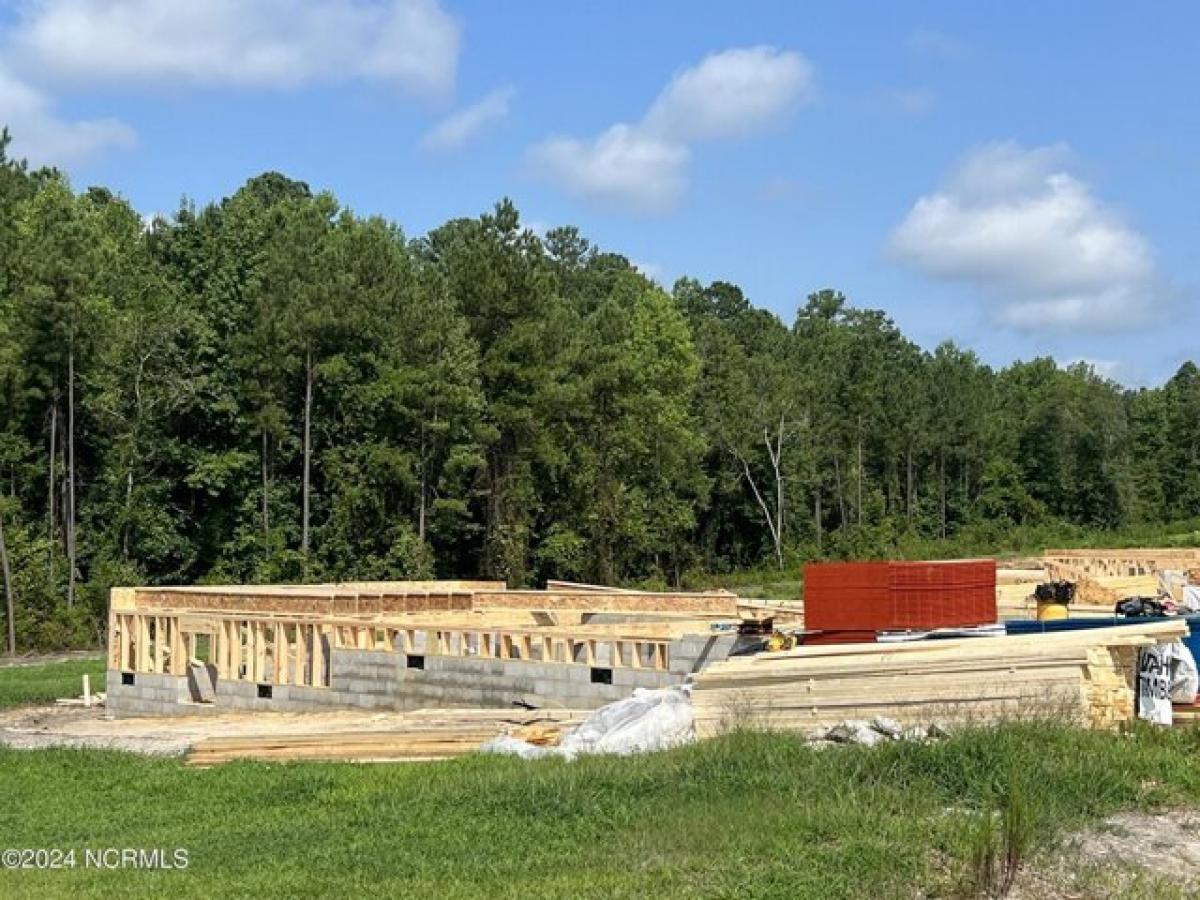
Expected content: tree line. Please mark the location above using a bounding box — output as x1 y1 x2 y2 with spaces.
2 129 1199 650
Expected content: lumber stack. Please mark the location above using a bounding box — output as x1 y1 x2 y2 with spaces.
691 620 1187 738
184 708 587 766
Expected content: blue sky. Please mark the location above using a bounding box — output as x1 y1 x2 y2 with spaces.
1 1 1196 386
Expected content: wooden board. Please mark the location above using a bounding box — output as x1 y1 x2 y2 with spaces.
184 708 588 766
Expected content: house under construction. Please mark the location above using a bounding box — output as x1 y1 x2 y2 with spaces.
105 580 764 717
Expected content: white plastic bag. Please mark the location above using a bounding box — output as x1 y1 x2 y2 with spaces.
479 686 696 760
1182 586 1200 613
1171 640 1199 703
557 686 694 757
478 734 550 759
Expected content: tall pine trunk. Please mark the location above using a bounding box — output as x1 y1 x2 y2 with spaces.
856 418 863 526
47 398 56 582
834 455 846 528
261 429 270 542
301 345 313 566
906 446 914 525
939 450 947 540
417 427 427 543
814 488 822 552
67 344 76 608
0 506 14 655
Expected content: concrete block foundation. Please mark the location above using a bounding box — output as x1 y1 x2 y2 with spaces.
106 631 761 718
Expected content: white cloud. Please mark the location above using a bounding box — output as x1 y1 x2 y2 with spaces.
420 86 513 151
8 0 460 98
528 45 812 216
0 65 135 165
1063 357 1123 381
889 141 1162 331
643 46 813 142
630 259 664 282
528 124 689 216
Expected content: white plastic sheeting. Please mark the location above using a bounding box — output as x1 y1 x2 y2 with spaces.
479 686 696 760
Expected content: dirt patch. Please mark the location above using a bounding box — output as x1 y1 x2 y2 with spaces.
1013 809 1200 898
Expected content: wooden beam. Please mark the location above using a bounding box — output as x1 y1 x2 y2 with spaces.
312 626 326 687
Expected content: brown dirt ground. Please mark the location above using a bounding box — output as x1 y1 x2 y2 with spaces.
1012 809 1200 899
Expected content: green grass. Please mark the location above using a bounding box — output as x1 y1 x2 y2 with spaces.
0 657 105 709
1 722 1198 898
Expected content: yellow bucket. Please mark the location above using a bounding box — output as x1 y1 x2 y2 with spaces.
1036 601 1069 621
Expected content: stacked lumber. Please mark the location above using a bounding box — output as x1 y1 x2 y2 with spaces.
184 708 587 766
1173 702 1200 728
691 620 1187 738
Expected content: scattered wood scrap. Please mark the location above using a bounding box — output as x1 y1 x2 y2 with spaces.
184 708 588 766
690 620 1187 738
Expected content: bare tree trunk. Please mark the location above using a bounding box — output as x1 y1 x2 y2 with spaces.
834 456 846 527
856 419 863 526
0 507 15 656
301 345 313 565
906 446 914 525
122 469 133 560
67 345 76 608
814 488 822 553
47 398 56 582
418 428 427 543
261 429 270 542
939 450 947 540
772 416 785 565
734 448 782 571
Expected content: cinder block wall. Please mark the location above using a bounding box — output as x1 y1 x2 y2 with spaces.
106 631 758 718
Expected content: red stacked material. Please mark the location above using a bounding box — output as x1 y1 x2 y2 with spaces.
804 559 996 631
802 630 877 645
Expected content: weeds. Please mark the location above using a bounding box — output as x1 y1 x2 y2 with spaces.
966 771 1035 897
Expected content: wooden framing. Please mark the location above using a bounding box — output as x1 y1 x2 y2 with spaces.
110 607 677 687
1044 549 1200 579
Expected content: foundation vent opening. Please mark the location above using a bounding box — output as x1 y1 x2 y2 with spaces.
257 684 273 699
406 654 425 670
590 667 613 685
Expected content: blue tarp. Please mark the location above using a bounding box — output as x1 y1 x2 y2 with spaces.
1004 614 1200 661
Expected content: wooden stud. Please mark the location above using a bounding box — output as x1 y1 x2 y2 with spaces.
295 622 308 686
273 622 288 685
152 617 164 673
171 619 186 676
255 621 267 682
119 614 132 671
138 615 151 672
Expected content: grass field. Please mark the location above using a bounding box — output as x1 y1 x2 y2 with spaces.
0 657 105 709
1 721 1199 898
